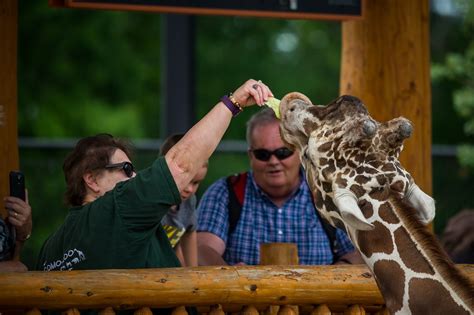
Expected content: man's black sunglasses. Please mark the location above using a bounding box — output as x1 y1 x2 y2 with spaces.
105 161 135 178
250 147 294 162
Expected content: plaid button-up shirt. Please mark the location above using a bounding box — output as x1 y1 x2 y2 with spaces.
197 171 355 265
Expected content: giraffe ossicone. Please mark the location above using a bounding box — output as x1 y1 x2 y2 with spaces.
279 92 473 315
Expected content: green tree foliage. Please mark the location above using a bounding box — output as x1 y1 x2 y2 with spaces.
19 2 162 138
432 0 474 170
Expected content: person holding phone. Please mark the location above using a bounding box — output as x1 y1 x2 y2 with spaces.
1 176 33 271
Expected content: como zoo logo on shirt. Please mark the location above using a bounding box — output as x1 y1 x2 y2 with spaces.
43 248 86 271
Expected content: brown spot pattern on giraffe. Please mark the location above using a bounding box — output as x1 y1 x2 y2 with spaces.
358 199 374 219
348 160 358 169
373 260 405 313
354 175 371 185
369 187 389 201
356 166 366 174
336 159 346 168
322 163 336 180
350 184 366 198
408 278 470 314
319 157 328 166
318 142 332 152
335 175 348 188
378 202 400 224
325 196 339 213
322 182 332 193
376 174 387 185
354 153 365 163
357 221 394 257
394 227 435 274
315 190 324 209
382 163 396 172
390 180 405 193
303 118 319 135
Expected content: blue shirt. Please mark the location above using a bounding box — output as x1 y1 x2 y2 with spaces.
197 171 355 265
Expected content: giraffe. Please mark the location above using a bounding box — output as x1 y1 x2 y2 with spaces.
278 92 474 315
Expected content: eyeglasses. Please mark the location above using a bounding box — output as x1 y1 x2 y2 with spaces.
104 161 135 178
250 147 294 162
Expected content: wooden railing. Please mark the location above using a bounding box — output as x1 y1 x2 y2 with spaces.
0 265 473 314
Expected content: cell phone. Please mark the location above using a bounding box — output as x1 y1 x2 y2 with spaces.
9 171 25 201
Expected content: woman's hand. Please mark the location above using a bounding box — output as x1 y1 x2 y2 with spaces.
232 79 273 108
4 190 32 242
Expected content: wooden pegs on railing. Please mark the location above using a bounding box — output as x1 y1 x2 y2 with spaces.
208 304 224 315
278 305 298 315
98 306 116 314
241 305 259 315
264 305 280 315
134 307 153 315
62 308 80 315
171 306 188 315
310 304 331 315
25 308 42 315
344 305 365 315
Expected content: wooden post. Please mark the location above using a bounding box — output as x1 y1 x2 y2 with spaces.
260 243 299 315
260 243 299 265
340 0 432 195
0 0 19 218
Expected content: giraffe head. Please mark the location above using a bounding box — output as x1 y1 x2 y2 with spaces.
279 92 435 233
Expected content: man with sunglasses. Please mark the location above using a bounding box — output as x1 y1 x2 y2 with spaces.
36 79 272 276
197 108 362 266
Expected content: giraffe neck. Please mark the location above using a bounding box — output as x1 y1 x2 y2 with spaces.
350 194 473 315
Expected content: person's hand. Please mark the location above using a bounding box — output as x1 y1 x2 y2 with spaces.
4 190 32 242
232 79 273 108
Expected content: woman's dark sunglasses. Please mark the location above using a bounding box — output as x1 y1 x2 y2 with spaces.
251 147 294 162
105 161 135 178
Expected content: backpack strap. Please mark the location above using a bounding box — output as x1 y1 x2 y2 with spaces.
226 172 248 237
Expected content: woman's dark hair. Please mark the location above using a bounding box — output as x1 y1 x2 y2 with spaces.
63 133 133 207
159 133 184 156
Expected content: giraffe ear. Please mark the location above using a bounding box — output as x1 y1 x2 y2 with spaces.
333 187 375 231
403 183 436 224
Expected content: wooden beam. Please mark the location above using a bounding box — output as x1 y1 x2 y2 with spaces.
0 0 19 218
340 0 432 194
0 265 472 309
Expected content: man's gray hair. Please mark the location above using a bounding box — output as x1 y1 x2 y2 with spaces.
246 107 279 146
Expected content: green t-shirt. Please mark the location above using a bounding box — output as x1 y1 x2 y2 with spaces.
36 157 182 271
